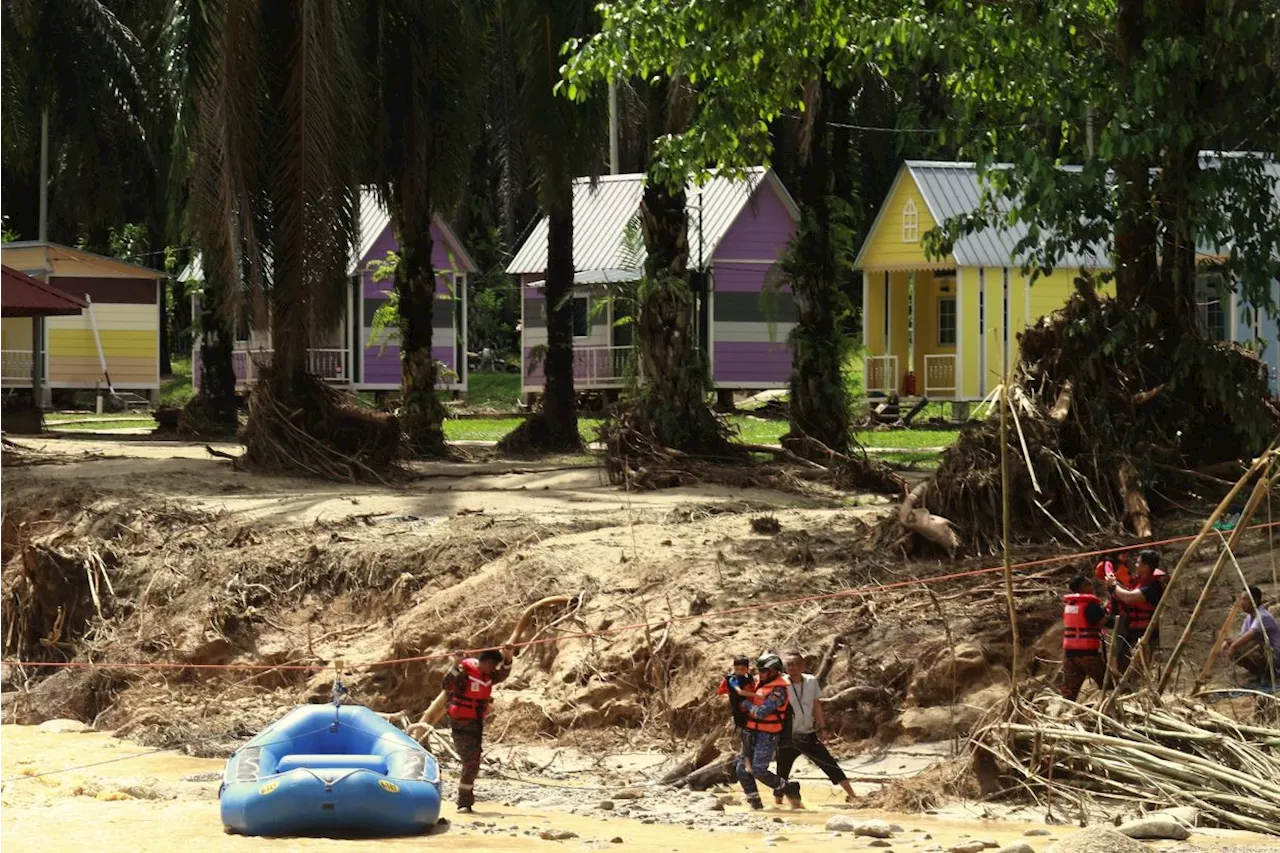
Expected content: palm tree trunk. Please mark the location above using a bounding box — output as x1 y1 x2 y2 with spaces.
197 281 238 427
636 177 724 453
396 228 448 455
540 202 581 448
786 76 851 455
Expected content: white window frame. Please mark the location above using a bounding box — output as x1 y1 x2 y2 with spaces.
902 199 919 243
937 295 958 347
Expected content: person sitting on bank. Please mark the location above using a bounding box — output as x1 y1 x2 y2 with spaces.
1222 585 1280 687
774 652 857 805
1061 572 1108 701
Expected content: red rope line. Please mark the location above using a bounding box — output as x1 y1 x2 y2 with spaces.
4 519 1274 673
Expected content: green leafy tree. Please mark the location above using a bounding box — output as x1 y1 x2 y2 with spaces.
564 2 893 454
1 0 153 242
365 0 484 455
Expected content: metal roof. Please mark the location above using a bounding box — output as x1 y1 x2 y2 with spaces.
904 161 1111 270
1 265 89 317
179 188 477 282
857 155 1279 270
353 189 478 275
3 241 169 278
506 167 800 275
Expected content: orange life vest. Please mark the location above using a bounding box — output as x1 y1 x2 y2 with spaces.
745 675 790 734
447 658 494 721
1095 557 1132 588
1063 592 1103 653
1123 569 1167 632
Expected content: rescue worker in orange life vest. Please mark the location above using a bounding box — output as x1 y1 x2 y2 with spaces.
734 652 803 810
441 646 513 812
1108 548 1166 677
1061 572 1108 701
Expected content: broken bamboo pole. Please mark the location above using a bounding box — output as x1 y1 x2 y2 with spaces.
1106 448 1277 709
999 381 1021 692
1157 464 1278 693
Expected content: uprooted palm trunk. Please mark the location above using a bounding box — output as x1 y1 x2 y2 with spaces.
238 366 401 481
920 294 1279 554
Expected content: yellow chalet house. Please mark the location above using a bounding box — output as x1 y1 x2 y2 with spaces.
854 160 1114 410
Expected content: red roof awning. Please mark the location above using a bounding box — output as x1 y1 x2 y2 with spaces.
1 265 88 317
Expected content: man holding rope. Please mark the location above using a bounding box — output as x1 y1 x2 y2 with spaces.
441 645 513 812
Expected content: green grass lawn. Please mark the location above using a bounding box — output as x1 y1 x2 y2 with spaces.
443 412 958 454
162 356 195 407
464 371 521 409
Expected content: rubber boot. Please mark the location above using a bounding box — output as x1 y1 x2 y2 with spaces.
782 780 803 809
746 793 764 811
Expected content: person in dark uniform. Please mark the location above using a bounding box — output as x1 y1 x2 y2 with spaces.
441 646 512 812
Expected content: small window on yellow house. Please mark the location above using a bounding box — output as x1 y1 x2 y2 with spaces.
938 296 957 346
902 199 919 243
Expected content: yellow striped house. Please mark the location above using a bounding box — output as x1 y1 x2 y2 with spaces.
1 242 164 403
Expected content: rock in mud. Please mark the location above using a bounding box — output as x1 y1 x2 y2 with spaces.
947 842 997 853
763 835 788 843
868 841 893 849
538 829 578 841
1116 816 1190 841
612 788 645 800
610 838 624 844
1024 830 1052 837
852 819 895 838
825 816 859 832
1151 806 1199 828
598 800 614 811
36 718 92 733
697 796 724 812
182 771 223 782
1044 828 1149 853
997 844 1035 853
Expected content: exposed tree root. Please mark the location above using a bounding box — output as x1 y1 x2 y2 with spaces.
237 368 402 482
600 403 904 496
173 393 239 438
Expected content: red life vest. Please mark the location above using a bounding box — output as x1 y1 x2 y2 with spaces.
1095 558 1132 588
1063 592 1103 653
447 658 494 721
1123 569 1167 631
745 675 790 734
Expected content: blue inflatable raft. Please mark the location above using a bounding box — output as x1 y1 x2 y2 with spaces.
219 703 442 836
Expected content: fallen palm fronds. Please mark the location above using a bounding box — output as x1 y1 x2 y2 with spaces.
975 693 1280 834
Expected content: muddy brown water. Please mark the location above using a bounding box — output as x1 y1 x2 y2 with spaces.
2 726 1273 853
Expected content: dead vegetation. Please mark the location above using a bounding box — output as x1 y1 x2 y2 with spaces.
975 693 1280 834
923 295 1280 553
598 406 905 497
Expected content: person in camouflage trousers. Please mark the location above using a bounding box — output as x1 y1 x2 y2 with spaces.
441 646 512 811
